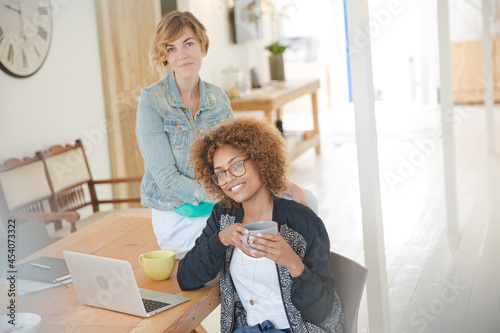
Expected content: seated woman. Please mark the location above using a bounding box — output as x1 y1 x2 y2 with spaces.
178 117 344 333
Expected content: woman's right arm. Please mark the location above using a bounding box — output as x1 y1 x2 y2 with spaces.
177 206 228 290
136 89 207 204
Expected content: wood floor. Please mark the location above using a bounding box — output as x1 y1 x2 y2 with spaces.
288 103 500 333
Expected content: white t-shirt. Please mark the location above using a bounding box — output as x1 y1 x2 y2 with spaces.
229 248 290 329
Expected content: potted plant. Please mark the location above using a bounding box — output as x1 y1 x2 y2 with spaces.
266 41 287 81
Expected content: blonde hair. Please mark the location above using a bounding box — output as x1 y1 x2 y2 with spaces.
149 11 209 75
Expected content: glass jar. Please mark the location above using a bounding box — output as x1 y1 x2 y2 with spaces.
222 66 250 98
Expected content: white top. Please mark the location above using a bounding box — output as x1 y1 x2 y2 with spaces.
229 248 290 329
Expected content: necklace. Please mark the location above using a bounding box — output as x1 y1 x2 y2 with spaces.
240 250 257 306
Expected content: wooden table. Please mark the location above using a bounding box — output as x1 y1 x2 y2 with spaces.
230 79 321 160
17 212 220 333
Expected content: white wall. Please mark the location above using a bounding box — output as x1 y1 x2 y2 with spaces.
450 0 500 42
277 0 428 105
178 0 271 87
279 0 350 106
276 0 499 106
368 0 423 103
0 0 111 184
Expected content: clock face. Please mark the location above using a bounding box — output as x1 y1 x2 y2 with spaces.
0 0 52 78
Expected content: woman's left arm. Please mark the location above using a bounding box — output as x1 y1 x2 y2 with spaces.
289 229 336 324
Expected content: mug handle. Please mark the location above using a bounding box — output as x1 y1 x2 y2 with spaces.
242 234 252 249
138 254 144 267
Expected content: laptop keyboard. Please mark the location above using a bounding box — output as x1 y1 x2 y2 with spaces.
142 298 170 313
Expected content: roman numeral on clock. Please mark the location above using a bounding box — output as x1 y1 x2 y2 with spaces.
0 27 4 46
33 45 41 58
22 49 28 68
38 26 48 41
7 44 14 63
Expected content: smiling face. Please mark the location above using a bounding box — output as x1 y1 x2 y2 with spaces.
213 144 269 206
165 27 205 82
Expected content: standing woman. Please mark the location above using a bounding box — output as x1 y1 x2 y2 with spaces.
136 11 232 259
136 11 310 259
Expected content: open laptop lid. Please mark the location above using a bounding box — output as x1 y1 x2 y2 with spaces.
63 251 188 317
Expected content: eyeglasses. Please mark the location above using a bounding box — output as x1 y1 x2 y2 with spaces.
211 158 250 186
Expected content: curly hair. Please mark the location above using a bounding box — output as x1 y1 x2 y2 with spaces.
149 11 209 75
191 117 290 210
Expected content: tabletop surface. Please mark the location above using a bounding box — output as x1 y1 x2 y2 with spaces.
16 211 220 333
229 78 320 107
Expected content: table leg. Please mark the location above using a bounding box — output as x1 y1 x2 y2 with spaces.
275 107 283 134
311 91 321 154
264 109 273 124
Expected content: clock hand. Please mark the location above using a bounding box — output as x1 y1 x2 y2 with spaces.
4 4 21 14
16 0 27 41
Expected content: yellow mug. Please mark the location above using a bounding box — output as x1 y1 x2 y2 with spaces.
138 250 175 280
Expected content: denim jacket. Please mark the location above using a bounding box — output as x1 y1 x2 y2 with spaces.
136 71 234 211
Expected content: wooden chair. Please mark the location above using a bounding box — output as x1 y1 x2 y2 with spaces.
40 139 141 232
0 152 79 232
0 220 53 269
329 251 368 333
17 220 53 260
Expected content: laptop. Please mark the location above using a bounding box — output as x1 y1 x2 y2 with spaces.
63 251 190 317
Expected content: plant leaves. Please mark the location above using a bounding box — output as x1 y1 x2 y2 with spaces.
265 41 287 55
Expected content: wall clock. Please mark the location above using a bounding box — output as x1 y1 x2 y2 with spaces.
0 0 52 78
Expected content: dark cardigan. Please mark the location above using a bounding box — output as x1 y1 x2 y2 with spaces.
178 197 344 333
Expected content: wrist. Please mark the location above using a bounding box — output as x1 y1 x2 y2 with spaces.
288 260 305 278
210 232 230 256
218 230 229 246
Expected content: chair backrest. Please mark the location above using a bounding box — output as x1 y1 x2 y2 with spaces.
0 220 52 264
41 139 98 213
0 153 57 229
16 220 53 260
329 251 368 333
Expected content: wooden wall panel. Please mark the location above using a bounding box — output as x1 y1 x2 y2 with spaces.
451 39 500 104
95 0 162 205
